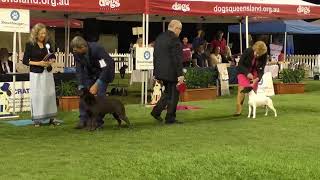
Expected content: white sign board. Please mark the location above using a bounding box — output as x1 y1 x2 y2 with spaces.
257 72 275 96
217 63 230 96
0 8 30 33
136 47 154 70
132 27 143 35
0 81 31 113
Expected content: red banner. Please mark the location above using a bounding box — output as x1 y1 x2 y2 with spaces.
0 0 145 14
1 0 320 19
148 0 320 19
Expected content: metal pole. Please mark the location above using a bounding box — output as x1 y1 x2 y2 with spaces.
67 16 70 66
141 71 145 105
142 14 145 47
144 71 148 105
146 14 149 47
245 16 249 49
141 13 145 105
18 32 22 62
144 14 150 105
12 32 17 114
162 21 165 32
239 21 242 54
64 15 68 66
284 32 287 61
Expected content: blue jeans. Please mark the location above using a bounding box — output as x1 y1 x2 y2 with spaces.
79 79 108 125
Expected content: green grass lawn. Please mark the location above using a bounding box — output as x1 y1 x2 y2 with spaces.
1 80 320 179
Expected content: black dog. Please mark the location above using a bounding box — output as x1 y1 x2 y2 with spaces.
79 88 130 131
119 65 128 79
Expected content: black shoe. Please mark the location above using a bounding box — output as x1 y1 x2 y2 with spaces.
74 122 86 129
151 112 163 122
241 87 253 93
165 120 183 124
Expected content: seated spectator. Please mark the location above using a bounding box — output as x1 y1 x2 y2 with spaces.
182 36 192 67
192 44 208 67
209 46 222 67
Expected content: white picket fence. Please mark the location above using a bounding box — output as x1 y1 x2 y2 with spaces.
109 53 133 73
54 52 133 73
286 54 320 77
14 50 133 74
55 51 75 68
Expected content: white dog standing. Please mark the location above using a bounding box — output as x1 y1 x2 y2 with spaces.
150 81 162 105
247 89 277 119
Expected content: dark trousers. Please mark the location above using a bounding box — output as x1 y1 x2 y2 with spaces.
183 61 191 67
79 79 108 125
152 81 179 122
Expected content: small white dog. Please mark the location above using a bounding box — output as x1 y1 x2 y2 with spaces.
150 81 162 105
247 89 277 119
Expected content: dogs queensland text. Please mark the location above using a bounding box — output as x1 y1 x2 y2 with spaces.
79 88 130 131
247 89 277 119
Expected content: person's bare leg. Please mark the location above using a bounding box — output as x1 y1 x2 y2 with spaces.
235 86 245 116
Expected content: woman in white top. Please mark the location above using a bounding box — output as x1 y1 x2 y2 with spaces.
210 46 222 67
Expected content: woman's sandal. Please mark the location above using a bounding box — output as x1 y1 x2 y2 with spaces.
233 113 241 117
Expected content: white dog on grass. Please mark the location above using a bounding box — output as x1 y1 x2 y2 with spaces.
247 89 277 119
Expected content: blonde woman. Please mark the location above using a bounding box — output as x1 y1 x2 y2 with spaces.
209 46 222 67
23 23 59 127
234 41 268 116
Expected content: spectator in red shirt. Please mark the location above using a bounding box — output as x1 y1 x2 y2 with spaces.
278 50 285 62
211 31 227 55
182 37 192 67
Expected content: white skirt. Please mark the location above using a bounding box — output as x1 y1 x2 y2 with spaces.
30 70 57 121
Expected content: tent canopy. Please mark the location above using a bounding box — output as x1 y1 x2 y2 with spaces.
1 0 320 19
0 0 145 14
31 18 82 28
148 0 320 19
228 20 320 34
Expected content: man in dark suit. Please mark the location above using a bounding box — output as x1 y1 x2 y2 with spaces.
71 36 115 129
151 20 184 124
